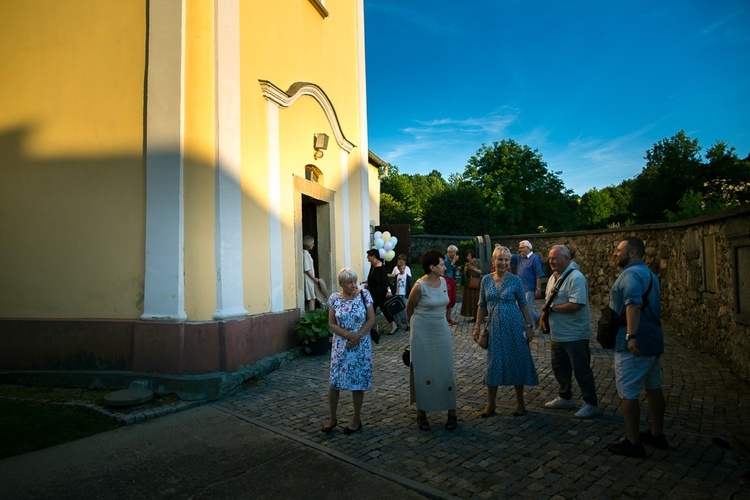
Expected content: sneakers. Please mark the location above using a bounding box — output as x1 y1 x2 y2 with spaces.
574 403 602 419
607 437 646 458
640 430 669 449
544 396 576 409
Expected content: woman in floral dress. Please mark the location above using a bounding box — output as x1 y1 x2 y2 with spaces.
473 246 539 417
322 268 375 435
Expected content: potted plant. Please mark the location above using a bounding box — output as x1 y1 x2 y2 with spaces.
293 308 332 356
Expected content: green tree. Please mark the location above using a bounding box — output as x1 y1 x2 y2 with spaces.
631 130 703 223
578 187 614 228
379 165 420 231
601 181 634 226
409 169 449 217
462 139 577 234
422 183 487 235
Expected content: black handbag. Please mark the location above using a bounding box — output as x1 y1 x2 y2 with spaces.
361 291 379 344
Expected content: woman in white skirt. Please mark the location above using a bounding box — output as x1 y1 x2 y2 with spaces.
406 249 458 431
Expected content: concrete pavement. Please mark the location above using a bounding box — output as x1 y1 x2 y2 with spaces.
2 302 750 499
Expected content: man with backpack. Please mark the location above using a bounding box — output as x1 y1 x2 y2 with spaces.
606 236 668 458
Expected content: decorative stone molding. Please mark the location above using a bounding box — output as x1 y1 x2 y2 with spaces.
259 80 356 153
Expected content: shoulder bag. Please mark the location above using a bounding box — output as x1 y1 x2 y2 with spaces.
538 268 574 333
360 291 379 344
468 275 481 290
597 273 653 349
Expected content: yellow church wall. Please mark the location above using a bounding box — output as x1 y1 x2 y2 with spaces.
182 0 218 320
0 1 147 319
239 1 366 311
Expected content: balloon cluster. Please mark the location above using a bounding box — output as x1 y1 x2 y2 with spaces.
372 230 399 262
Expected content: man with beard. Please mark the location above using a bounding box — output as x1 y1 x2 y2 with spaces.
606 236 668 458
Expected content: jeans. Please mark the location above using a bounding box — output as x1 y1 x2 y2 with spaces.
550 339 598 406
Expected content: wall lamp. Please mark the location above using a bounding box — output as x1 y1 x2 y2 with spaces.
313 133 329 159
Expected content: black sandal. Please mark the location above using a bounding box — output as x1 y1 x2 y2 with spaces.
445 415 458 431
416 414 430 431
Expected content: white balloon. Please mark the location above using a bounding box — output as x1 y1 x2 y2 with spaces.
373 231 382 240
382 231 391 242
378 248 387 259
375 238 384 249
383 241 393 252
385 250 396 261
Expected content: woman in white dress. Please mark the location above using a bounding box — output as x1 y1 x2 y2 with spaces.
406 249 458 431
303 235 320 312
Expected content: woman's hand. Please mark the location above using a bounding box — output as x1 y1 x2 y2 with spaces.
525 326 534 343
346 332 363 349
472 328 480 342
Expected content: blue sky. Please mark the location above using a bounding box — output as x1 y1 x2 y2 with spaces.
364 0 750 196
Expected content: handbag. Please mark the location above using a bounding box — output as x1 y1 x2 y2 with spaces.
468 275 481 290
539 268 574 333
360 291 379 344
597 273 653 349
478 326 488 349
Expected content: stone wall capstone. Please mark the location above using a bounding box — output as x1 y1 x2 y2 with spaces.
411 205 750 382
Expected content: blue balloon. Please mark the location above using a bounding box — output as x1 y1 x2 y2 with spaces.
390 236 398 247
375 237 384 249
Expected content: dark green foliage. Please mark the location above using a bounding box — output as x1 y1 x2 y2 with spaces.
293 308 332 340
631 130 703 223
422 183 487 235
462 140 578 234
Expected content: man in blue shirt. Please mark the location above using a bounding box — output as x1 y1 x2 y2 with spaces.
511 240 545 328
606 236 667 458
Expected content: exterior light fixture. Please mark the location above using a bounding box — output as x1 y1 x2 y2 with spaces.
313 133 329 159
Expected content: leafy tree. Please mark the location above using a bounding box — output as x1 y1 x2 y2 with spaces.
578 188 614 228
379 165 420 231
409 170 449 217
601 181 634 226
631 130 703 223
462 139 577 234
702 142 750 206
379 192 416 227
422 183 487 235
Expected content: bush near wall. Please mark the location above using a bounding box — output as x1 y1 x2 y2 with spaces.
412 205 750 382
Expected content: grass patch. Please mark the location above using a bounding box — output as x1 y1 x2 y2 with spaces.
0 398 120 459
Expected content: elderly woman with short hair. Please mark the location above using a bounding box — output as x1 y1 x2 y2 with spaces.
322 268 375 435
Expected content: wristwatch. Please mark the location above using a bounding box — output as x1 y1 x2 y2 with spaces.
549 304 555 313
626 333 637 341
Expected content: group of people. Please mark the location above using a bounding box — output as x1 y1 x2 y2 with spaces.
317 235 667 458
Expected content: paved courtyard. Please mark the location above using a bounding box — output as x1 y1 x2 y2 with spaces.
214 302 750 499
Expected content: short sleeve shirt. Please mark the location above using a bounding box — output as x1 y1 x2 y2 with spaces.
544 265 590 342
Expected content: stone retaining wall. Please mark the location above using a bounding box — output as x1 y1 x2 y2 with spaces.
411 205 750 381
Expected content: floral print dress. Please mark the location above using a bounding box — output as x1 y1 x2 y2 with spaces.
478 273 539 387
328 289 374 391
